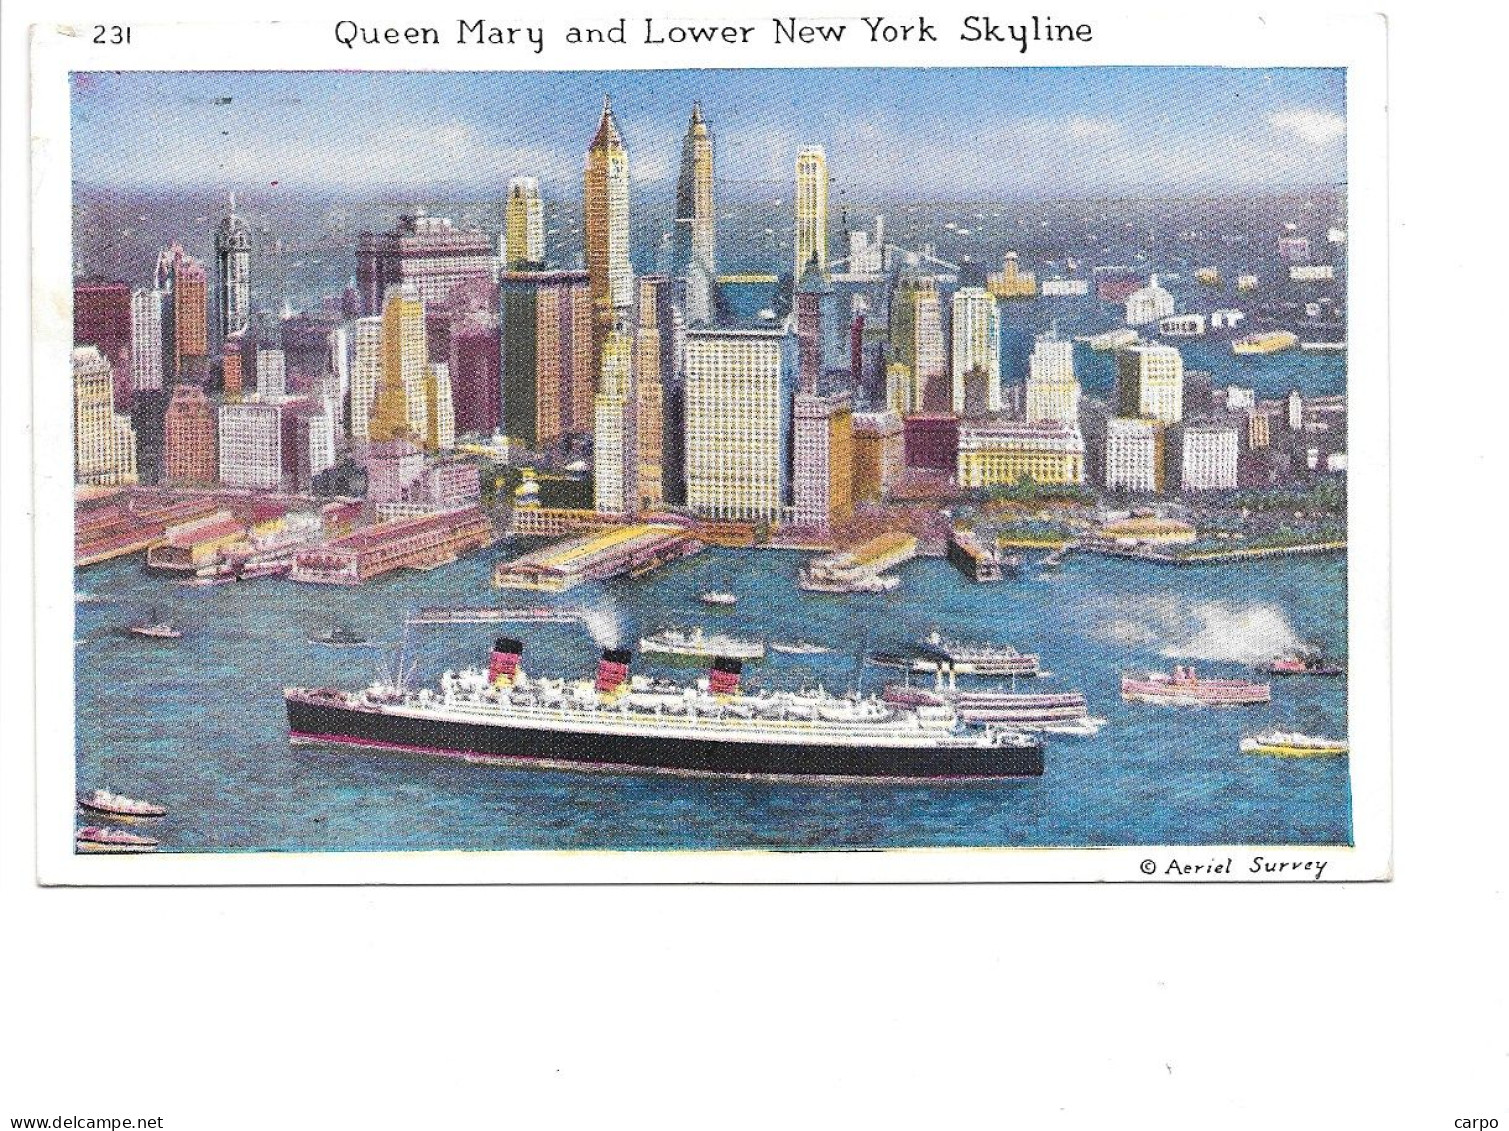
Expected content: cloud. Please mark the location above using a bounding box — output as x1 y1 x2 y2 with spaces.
1065 116 1121 142
1268 109 1346 145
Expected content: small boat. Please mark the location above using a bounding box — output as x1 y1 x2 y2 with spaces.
640 627 765 661
75 825 159 853
126 611 181 640
1262 652 1345 677
1040 548 1066 570
310 626 373 647
700 590 737 607
1040 716 1108 737
770 640 833 656
77 789 167 819
235 560 292 580
1240 731 1349 757
1121 666 1270 706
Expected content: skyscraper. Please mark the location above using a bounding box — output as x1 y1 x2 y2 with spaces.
74 280 134 409
349 316 383 442
634 278 665 511
684 327 793 525
214 193 252 348
155 244 210 383
355 214 496 316
371 284 429 444
255 349 287 400
162 383 218 486
499 270 594 448
425 362 456 452
1026 330 1081 424
794 146 829 278
950 287 1002 415
673 103 717 326
217 400 283 490
1115 342 1184 424
130 288 164 394
791 391 854 530
73 346 138 486
504 178 545 270
889 277 945 410
584 95 633 356
593 328 636 515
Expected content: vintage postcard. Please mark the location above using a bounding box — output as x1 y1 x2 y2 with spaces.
31 11 1389 882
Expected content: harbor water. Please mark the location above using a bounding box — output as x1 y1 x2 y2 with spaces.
74 546 1350 852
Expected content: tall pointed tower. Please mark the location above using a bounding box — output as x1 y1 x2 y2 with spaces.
584 95 633 350
673 102 717 326
213 192 251 351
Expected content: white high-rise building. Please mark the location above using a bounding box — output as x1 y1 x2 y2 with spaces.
256 349 287 400
1026 331 1081 424
1115 342 1184 424
130 288 164 393
1180 423 1239 491
794 146 829 278
950 287 1001 415
73 346 138 485
684 327 792 524
349 316 382 441
1104 417 1166 493
217 400 283 490
1125 275 1175 326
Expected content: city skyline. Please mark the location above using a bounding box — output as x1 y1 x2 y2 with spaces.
71 67 1346 198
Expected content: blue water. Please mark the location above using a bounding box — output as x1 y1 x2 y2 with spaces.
74 546 1350 851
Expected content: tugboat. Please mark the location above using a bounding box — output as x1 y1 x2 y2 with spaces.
1240 731 1348 757
75 826 159 853
309 626 373 647
285 637 1046 782
77 789 167 819
1262 651 1345 677
125 610 181 640
1121 666 1271 706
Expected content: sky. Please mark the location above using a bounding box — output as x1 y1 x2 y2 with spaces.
71 67 1346 199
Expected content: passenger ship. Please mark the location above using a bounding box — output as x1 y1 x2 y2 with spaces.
1121 666 1271 706
285 639 1045 783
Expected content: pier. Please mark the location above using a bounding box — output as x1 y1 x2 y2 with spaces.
289 507 496 584
493 523 704 592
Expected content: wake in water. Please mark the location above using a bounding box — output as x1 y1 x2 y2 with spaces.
1095 596 1305 663
575 588 624 650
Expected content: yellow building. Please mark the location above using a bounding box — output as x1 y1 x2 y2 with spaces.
957 420 1085 488
851 410 904 502
986 251 1038 299
584 96 633 354
634 279 664 511
370 284 428 443
889 278 944 409
593 328 635 515
504 177 544 269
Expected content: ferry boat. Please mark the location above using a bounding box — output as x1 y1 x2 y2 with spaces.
1240 731 1348 757
1262 652 1345 677
235 559 292 580
1121 666 1271 706
700 590 737 607
310 626 373 647
125 612 181 640
284 639 1045 783
75 826 159 854
408 606 582 626
77 789 167 819
912 632 1042 678
178 573 235 588
640 627 765 661
1232 330 1299 355
770 640 833 656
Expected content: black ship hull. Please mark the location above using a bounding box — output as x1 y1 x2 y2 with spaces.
285 692 1044 783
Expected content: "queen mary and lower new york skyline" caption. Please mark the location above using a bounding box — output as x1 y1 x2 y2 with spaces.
68 66 1350 854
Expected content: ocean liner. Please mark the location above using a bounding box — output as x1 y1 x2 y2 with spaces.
285 639 1045 783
